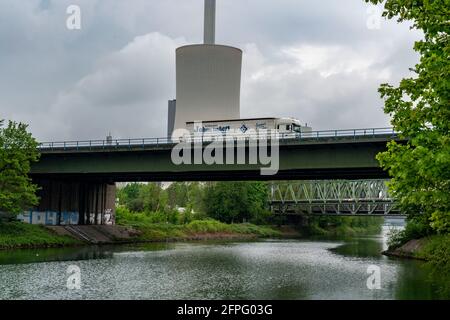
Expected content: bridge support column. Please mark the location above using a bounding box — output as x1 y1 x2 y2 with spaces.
29 179 116 225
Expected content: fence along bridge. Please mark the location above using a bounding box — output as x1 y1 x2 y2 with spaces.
270 180 401 216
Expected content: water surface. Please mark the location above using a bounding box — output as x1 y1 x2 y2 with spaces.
0 227 445 300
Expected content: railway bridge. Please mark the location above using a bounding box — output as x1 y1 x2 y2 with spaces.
270 179 400 216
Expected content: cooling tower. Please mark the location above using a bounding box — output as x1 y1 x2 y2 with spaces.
173 44 242 131
172 0 242 133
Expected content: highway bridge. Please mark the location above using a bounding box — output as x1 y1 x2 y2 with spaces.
32 128 400 181
27 128 403 224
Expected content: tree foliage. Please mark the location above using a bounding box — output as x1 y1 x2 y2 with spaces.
117 181 270 224
117 182 168 213
167 182 189 208
367 0 450 233
203 181 269 223
117 182 204 224
0 120 40 216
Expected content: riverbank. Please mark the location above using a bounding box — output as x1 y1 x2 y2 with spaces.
383 234 450 296
0 220 283 250
0 216 386 250
383 234 450 261
121 219 282 243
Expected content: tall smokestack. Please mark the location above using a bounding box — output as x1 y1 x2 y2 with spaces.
204 0 216 44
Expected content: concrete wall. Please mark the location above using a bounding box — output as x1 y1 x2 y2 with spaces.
19 180 116 225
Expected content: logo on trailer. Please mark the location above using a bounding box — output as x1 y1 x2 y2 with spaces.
240 124 248 133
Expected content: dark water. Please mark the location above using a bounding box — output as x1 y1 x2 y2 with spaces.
0 227 446 300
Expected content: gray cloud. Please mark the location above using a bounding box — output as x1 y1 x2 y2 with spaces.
0 0 422 141
46 32 184 140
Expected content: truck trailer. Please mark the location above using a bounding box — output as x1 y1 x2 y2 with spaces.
185 117 312 136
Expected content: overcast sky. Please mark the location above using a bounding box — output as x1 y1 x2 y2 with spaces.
0 0 422 141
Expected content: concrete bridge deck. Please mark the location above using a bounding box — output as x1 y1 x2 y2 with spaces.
31 128 401 181
26 128 404 224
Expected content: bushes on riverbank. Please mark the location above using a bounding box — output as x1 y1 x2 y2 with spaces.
116 207 280 241
303 216 384 237
0 222 80 249
394 234 450 297
386 230 450 297
420 235 450 296
386 216 449 295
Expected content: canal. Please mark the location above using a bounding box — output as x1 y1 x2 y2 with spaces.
0 226 445 299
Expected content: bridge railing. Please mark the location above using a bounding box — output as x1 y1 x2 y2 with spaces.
37 127 397 151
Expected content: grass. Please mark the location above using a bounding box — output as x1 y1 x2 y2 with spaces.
0 222 80 249
116 208 383 241
116 211 281 241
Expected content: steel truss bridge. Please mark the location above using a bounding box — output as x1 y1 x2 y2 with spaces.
270 179 401 216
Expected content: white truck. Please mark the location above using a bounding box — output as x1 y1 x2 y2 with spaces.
185 117 312 138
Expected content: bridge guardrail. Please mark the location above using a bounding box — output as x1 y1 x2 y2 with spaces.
38 127 398 151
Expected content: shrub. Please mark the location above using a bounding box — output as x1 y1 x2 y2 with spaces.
403 218 434 240
386 228 407 249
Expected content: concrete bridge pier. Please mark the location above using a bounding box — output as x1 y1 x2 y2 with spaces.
283 212 310 227
26 179 116 225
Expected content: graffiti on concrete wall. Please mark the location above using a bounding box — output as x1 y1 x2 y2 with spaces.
17 210 114 225
17 211 79 225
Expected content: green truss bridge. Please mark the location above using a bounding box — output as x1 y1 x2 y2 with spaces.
270 179 402 216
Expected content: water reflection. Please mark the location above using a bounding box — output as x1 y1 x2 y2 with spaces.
330 238 384 258
0 243 177 265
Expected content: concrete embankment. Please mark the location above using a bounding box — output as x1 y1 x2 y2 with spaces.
46 224 287 245
383 238 428 260
0 222 297 250
47 225 141 244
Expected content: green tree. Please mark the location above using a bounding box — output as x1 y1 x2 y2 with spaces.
186 182 206 214
117 183 140 205
139 183 168 212
0 120 40 217
118 182 168 213
367 0 450 234
167 182 189 208
203 181 269 223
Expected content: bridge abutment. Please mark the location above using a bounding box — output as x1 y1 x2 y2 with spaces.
18 179 116 225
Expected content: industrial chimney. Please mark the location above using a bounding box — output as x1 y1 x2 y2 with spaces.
204 0 216 44
171 0 243 135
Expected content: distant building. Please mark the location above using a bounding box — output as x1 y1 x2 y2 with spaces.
167 99 176 137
